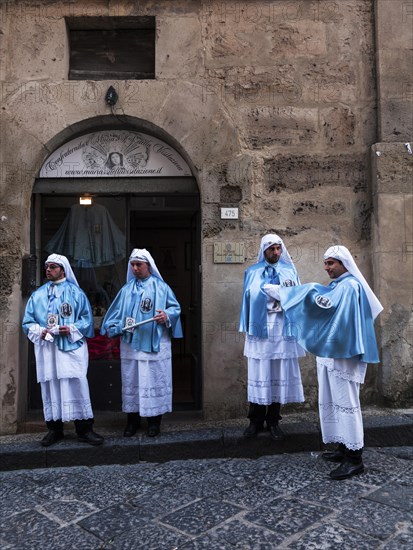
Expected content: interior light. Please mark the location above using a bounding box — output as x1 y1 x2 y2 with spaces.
79 195 92 205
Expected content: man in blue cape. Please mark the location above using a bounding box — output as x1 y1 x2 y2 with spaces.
101 248 182 437
265 245 383 479
22 254 104 447
239 234 305 441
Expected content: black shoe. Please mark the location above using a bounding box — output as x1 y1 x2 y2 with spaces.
41 430 64 447
329 460 364 480
243 422 264 438
78 430 104 446
123 413 140 437
268 424 285 441
147 425 160 437
124 424 138 437
322 449 346 462
146 415 162 437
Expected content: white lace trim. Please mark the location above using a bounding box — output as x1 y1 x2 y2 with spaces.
248 379 300 388
329 369 366 384
43 415 93 422
43 400 93 422
317 357 367 384
39 374 88 383
123 404 172 416
122 384 172 398
319 401 361 415
244 349 306 360
321 435 364 452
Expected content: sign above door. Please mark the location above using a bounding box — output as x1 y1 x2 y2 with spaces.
39 130 192 178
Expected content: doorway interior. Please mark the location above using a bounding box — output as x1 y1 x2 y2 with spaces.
28 192 201 414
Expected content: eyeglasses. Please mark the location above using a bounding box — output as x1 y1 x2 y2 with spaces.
45 264 61 270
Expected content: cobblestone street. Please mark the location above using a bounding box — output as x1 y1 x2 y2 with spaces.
1 446 412 549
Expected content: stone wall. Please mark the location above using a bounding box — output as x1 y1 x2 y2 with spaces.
372 143 413 405
375 0 413 142
0 0 412 432
371 0 413 406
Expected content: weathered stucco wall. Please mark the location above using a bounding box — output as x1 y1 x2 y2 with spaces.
0 0 412 432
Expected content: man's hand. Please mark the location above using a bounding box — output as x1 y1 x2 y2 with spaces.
58 325 71 336
154 310 168 324
41 328 55 341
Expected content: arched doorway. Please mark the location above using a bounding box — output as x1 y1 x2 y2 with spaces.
28 127 202 415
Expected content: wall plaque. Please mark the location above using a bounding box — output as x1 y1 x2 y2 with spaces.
213 242 245 263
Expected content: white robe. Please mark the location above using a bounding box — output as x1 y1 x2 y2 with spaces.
317 356 367 450
27 325 93 422
120 330 172 417
244 305 305 405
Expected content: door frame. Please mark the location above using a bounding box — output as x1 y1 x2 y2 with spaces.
28 187 202 413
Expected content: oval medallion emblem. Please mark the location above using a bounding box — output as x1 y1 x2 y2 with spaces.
60 303 73 318
140 298 153 313
315 295 332 309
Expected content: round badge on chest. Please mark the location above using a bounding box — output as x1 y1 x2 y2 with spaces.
315 295 332 309
140 298 153 313
60 303 73 318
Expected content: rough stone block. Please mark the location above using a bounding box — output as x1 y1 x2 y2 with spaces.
241 106 319 148
379 99 413 143
157 17 203 78
321 106 356 147
291 200 347 216
376 0 413 50
300 60 357 104
264 154 367 193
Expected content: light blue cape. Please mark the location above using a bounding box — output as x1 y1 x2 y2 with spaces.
22 281 94 351
280 274 379 363
100 275 182 352
239 260 300 338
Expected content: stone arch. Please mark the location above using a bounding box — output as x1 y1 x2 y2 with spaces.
24 115 203 418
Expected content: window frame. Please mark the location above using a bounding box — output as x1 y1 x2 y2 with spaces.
66 16 156 81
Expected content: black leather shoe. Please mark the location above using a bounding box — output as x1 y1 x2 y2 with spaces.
124 424 138 437
329 460 364 480
123 413 140 437
322 449 345 462
41 430 64 447
78 430 104 446
243 422 264 438
147 425 160 437
268 424 285 441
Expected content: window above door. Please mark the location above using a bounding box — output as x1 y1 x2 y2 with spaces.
66 16 156 80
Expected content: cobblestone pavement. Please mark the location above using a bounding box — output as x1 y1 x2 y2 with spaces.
0 446 412 549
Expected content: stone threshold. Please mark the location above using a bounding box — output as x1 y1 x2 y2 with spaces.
1 411 412 471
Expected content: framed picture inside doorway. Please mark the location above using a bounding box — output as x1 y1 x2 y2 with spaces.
160 246 176 269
